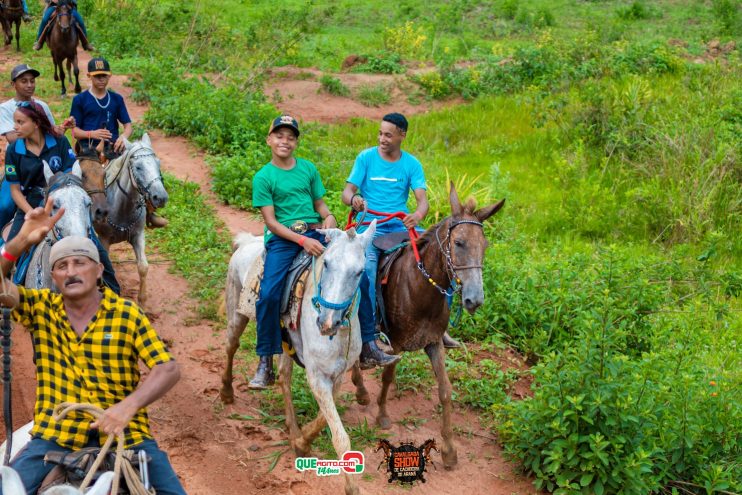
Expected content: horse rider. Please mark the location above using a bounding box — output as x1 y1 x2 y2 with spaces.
248 115 337 389
342 113 462 364
0 64 75 228
0 215 186 495
3 100 120 294
70 57 168 228
0 0 33 22
33 0 94 51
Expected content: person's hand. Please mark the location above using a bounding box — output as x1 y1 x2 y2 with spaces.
402 212 420 229
113 136 126 152
322 214 337 229
351 194 366 211
90 128 112 141
90 401 137 438
18 200 64 245
302 237 325 257
61 116 76 130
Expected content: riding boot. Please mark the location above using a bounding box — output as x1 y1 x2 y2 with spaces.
77 27 94 51
359 340 401 370
248 355 275 390
23 14 32 23
442 331 462 349
146 209 168 228
33 39 43 50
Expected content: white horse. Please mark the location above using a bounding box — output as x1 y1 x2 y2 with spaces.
93 133 168 306
220 222 376 495
0 465 113 495
24 162 91 290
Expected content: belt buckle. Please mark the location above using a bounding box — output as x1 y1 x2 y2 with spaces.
290 220 308 234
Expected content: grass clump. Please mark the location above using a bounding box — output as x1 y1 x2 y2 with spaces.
356 83 392 106
319 75 350 96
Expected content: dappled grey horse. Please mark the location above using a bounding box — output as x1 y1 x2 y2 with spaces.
24 162 91 290
221 222 377 495
93 133 168 306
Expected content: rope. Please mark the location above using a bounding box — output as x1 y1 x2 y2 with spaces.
52 402 155 495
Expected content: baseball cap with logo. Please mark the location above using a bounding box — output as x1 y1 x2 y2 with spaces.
49 236 100 269
87 57 111 76
269 115 300 137
10 64 40 82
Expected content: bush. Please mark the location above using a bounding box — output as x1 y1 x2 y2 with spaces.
712 0 741 33
356 83 392 106
616 1 654 21
356 51 406 74
319 75 350 96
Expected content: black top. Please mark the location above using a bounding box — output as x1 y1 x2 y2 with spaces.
4 133 76 193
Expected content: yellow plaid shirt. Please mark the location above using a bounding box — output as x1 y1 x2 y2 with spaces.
13 286 173 449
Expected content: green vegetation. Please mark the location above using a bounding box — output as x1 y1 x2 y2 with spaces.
41 0 740 493
319 75 350 96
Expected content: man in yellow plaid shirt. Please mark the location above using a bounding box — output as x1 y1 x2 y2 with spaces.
0 201 185 494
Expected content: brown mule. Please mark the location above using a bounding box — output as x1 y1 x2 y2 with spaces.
352 183 505 470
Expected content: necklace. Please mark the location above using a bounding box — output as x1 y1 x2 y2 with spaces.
90 89 110 109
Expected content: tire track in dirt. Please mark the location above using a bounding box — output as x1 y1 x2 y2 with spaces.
0 46 539 494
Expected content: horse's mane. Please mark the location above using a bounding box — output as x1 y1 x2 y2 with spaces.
46 170 83 194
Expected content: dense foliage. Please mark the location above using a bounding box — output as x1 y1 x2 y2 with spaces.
63 1 742 493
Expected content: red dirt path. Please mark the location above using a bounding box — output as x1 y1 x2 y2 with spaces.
0 46 538 495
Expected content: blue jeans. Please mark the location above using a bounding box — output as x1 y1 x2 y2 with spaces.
22 0 29 14
255 230 325 357
37 5 87 39
357 220 411 344
0 179 16 229
1 436 186 495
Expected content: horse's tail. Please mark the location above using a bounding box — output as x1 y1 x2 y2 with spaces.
232 232 261 252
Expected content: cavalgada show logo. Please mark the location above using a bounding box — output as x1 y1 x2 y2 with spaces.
295 451 364 476
376 438 439 485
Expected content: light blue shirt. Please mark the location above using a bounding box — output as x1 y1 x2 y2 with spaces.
347 146 426 227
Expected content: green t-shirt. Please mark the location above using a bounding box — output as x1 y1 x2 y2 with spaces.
252 158 326 242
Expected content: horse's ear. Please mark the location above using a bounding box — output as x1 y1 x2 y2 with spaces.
141 133 152 147
71 160 82 179
358 219 377 250
317 228 343 244
474 198 505 223
449 181 463 216
43 160 54 184
123 137 133 150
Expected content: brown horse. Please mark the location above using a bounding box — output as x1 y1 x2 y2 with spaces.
0 0 23 51
351 183 505 470
77 150 110 223
47 0 81 95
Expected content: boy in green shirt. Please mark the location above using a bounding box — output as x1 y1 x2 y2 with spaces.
249 115 337 389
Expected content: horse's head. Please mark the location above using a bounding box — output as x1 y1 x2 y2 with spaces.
124 133 168 209
445 183 505 313
43 161 91 239
77 153 110 222
56 0 72 33
375 438 392 453
312 220 377 336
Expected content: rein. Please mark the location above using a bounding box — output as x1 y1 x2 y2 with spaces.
344 209 484 297
1 308 12 466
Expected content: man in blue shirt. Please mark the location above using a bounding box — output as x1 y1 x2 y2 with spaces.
342 113 429 369
70 58 167 228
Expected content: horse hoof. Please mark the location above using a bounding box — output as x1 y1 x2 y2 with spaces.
344 484 359 495
219 388 234 404
293 439 311 457
443 449 458 470
355 391 370 406
376 416 392 430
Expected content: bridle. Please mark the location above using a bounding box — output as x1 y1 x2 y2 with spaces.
417 217 484 297
106 144 164 234
43 172 89 242
309 254 361 331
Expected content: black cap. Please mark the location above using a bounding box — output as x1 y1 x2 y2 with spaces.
10 64 40 82
269 115 300 137
382 112 408 132
87 57 111 76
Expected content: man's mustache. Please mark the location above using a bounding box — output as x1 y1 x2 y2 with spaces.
64 277 83 287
